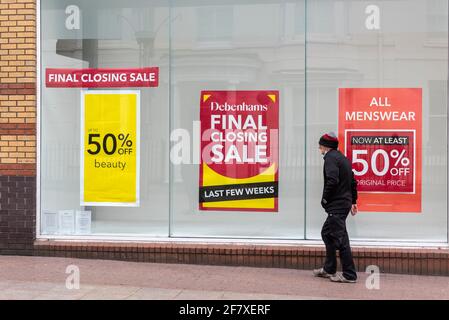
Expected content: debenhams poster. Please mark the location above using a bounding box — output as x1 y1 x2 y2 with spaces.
199 91 279 212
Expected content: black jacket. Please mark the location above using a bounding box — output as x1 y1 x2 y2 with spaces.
321 149 358 213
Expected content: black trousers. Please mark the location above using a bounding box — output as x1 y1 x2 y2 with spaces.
321 211 357 280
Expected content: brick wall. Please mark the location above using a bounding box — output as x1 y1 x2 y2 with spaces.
0 0 36 255
0 176 35 254
34 241 449 276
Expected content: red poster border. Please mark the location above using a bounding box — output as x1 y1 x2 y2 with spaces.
199 90 279 213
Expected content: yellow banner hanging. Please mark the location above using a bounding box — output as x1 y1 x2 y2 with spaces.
81 90 140 207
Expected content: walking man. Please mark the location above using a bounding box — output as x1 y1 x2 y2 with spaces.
313 132 358 283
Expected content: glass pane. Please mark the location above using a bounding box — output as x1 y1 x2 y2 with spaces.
306 0 448 242
40 0 169 236
170 0 306 238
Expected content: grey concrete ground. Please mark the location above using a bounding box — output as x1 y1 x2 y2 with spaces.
0 256 448 300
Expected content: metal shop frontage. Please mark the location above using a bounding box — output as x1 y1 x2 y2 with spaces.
9 0 449 274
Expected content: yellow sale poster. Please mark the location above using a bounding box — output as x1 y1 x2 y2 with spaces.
81 90 140 207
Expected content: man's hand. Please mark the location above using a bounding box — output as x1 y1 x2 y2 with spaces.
351 204 358 216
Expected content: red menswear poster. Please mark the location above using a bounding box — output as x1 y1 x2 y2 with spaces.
199 91 279 212
339 88 422 213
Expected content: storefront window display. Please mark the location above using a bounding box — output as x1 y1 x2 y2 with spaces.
39 0 448 243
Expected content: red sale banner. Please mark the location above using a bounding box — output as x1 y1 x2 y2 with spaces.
199 91 279 212
46 67 159 88
339 88 422 213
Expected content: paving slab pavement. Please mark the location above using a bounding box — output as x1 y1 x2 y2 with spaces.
0 256 448 300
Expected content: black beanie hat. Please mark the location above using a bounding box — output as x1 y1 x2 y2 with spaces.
319 132 339 149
